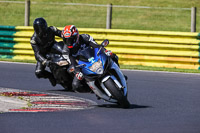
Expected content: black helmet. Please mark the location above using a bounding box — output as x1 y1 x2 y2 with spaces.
33 17 48 38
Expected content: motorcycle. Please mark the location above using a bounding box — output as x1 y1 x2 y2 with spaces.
47 42 73 90
74 39 130 108
47 42 90 92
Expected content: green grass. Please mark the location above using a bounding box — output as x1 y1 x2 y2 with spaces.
0 0 200 32
120 65 200 73
112 7 192 31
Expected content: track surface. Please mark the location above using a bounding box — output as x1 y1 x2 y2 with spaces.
0 62 200 133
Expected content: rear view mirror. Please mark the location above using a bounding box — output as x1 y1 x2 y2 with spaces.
101 39 109 47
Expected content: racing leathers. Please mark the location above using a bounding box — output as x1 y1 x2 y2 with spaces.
30 26 62 86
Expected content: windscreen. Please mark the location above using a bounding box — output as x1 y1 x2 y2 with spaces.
77 46 94 62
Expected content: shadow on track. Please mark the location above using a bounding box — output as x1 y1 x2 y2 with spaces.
47 90 151 109
97 104 151 109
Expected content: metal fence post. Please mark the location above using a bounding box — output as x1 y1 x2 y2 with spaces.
25 0 30 26
191 7 196 32
106 4 112 29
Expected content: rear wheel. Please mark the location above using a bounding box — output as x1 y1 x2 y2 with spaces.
104 78 130 108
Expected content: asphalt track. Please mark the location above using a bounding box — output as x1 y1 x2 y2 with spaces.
0 61 200 133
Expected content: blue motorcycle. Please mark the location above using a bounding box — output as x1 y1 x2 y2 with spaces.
75 40 130 108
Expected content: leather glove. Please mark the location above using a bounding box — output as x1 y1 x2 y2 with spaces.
104 50 113 56
42 59 52 67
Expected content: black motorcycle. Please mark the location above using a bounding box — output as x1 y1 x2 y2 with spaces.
47 42 90 92
47 42 73 90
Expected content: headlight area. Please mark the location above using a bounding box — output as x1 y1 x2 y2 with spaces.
56 60 69 66
89 59 103 74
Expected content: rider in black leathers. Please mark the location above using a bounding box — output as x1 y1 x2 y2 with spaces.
30 17 65 86
61 25 120 91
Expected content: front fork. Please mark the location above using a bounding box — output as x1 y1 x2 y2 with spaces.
87 80 117 103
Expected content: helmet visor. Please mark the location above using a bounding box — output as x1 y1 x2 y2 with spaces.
63 35 78 48
35 25 47 37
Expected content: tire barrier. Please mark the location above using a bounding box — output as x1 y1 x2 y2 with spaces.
0 25 200 69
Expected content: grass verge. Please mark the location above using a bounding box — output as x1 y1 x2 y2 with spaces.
0 0 199 32
120 65 200 74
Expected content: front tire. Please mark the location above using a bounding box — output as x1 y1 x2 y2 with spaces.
104 78 130 108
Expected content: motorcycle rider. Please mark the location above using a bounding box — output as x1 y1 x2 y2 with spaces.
30 17 63 86
61 25 121 91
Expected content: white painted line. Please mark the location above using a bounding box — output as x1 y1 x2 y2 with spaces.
0 96 27 105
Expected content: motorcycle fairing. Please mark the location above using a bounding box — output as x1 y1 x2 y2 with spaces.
77 47 106 76
77 45 128 101
109 62 128 96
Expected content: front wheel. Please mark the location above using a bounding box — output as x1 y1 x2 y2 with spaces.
104 78 130 108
